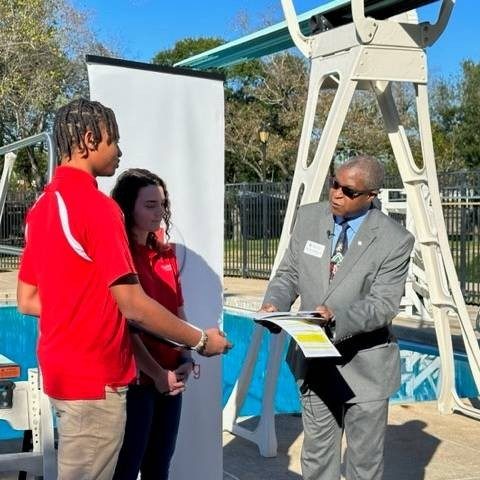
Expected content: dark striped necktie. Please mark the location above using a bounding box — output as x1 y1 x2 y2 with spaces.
329 220 349 280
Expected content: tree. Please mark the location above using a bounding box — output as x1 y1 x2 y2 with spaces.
457 60 480 168
152 37 224 67
429 76 462 171
241 52 308 180
428 61 480 171
152 33 477 182
0 0 112 189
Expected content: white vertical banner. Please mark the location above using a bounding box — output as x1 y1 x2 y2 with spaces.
87 56 224 479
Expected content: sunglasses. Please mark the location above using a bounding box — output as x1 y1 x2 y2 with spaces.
329 177 371 199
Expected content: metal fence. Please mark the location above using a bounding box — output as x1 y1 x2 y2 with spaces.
225 182 291 278
225 172 480 304
0 191 36 271
2 171 480 303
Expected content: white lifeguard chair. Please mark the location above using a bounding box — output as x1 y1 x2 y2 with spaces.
181 0 480 458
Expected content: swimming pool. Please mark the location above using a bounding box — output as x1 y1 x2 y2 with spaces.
222 309 479 414
0 306 478 439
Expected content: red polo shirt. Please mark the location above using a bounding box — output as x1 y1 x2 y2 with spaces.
19 166 136 400
134 241 184 374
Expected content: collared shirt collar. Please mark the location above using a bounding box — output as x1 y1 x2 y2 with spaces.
334 208 369 236
52 165 98 189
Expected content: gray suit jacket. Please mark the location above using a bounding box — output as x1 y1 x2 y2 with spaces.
263 202 415 403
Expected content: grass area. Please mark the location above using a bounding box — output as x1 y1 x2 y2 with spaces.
449 239 480 282
224 238 279 278
225 236 480 301
225 238 279 254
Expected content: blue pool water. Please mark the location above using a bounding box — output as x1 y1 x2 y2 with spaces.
1 306 478 440
222 310 479 415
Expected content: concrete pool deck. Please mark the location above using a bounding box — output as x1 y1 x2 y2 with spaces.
222 276 480 480
223 402 480 480
1 272 479 479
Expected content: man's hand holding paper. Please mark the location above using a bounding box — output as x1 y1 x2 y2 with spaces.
254 309 340 358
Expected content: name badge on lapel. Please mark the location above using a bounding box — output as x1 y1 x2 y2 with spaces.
303 240 325 258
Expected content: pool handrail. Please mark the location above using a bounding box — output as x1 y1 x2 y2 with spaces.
0 132 56 183
0 132 56 256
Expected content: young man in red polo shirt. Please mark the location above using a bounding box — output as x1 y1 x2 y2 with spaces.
17 98 230 480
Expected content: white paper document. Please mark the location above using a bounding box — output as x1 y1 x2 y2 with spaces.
254 311 341 358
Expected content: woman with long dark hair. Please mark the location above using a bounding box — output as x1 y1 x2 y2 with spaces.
111 168 194 480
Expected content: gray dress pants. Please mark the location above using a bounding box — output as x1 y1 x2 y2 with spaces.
301 388 389 480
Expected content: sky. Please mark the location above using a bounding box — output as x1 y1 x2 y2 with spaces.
72 0 478 79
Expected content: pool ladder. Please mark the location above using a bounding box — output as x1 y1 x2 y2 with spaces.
0 368 57 479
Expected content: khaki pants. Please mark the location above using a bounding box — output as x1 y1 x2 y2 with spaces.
51 387 127 480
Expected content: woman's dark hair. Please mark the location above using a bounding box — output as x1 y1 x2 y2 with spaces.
111 168 171 249
53 98 119 160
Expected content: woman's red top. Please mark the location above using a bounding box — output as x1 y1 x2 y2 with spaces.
133 239 185 379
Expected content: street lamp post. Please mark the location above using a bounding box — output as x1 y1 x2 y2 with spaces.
259 125 269 258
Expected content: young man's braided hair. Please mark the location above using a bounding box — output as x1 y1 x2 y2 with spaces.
53 98 119 160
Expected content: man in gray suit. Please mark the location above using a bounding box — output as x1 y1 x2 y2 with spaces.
261 155 414 480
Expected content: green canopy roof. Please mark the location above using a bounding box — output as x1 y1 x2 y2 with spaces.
176 0 437 69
